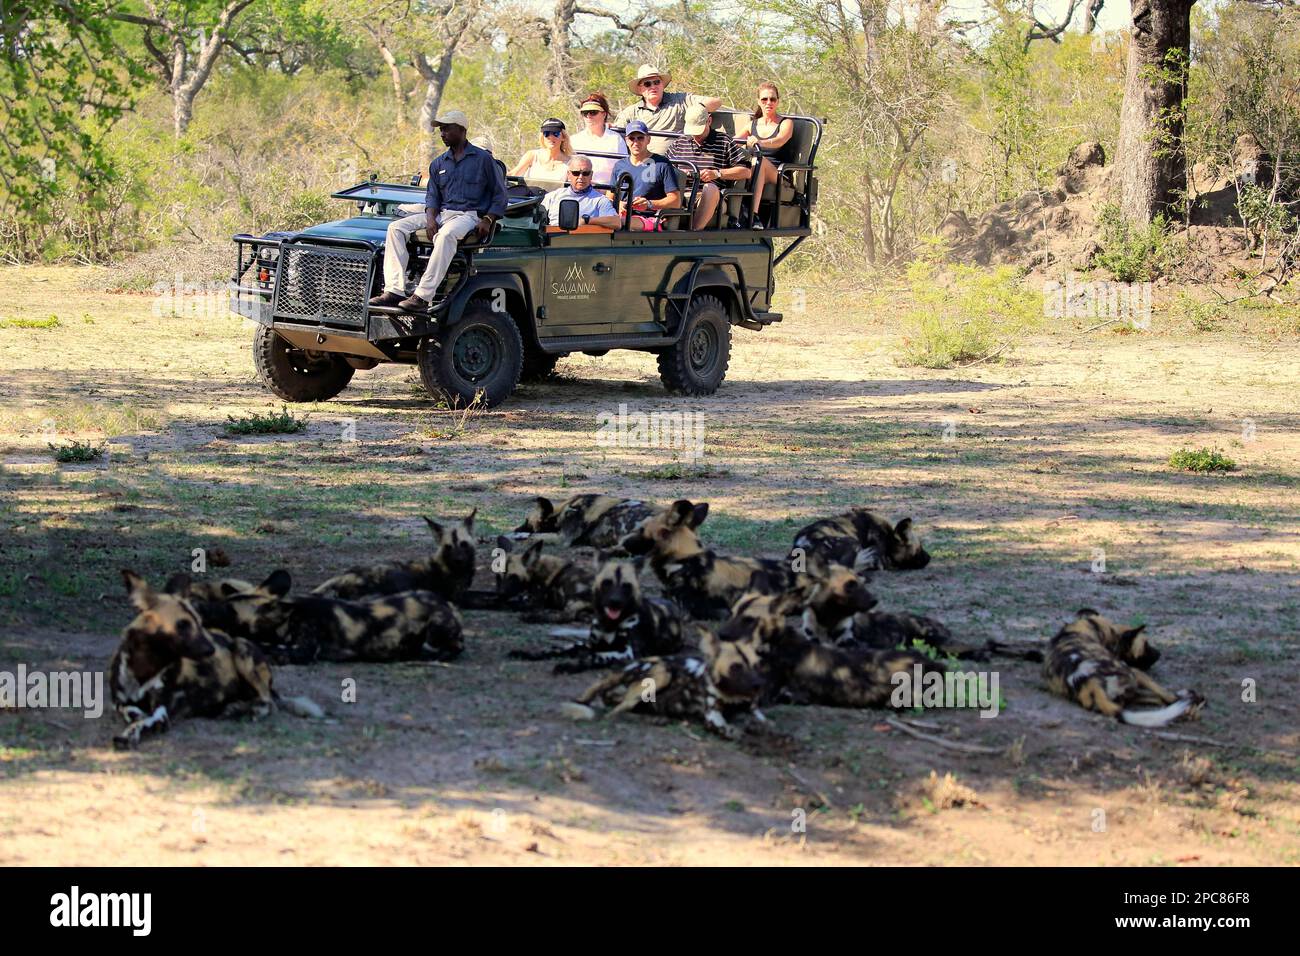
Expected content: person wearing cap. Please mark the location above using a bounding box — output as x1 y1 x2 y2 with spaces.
510 118 573 188
369 110 507 313
569 92 626 187
613 65 721 153
667 102 756 230
608 120 682 231
541 157 621 228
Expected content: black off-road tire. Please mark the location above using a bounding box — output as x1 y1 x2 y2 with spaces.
253 325 354 402
657 293 731 396
417 301 523 408
520 345 562 383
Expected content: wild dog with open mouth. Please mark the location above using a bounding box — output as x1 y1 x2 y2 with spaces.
791 508 930 573
719 590 946 709
110 571 323 749
513 494 660 549
510 557 693 673
562 630 767 739
1044 609 1203 727
194 570 464 664
618 500 812 619
490 535 593 621
313 510 477 600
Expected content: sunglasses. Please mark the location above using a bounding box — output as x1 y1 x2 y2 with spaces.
570 170 593 177
626 134 647 142
640 78 662 88
580 108 604 115
542 129 563 137
759 96 778 102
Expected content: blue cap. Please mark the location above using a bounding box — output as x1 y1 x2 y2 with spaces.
624 120 649 137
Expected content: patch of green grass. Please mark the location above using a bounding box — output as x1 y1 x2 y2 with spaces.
1168 446 1237 473
48 439 104 463
1094 205 1182 282
1167 292 1227 332
625 460 719 480
0 314 59 329
225 406 308 435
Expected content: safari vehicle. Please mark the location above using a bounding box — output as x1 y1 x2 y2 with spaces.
229 110 821 407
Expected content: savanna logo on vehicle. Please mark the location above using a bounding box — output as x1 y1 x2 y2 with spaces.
551 261 598 300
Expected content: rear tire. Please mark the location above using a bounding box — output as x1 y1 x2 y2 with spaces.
417 300 523 408
253 325 354 402
657 294 731 396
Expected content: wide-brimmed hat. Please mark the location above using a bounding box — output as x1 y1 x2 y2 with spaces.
433 109 470 129
629 64 671 96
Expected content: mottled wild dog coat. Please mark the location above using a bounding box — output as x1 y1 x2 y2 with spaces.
514 494 659 549
1044 609 1203 727
492 535 593 621
199 570 464 664
791 508 930 573
110 571 323 749
722 590 946 709
510 556 693 673
619 499 812 619
567 630 768 739
313 511 477 600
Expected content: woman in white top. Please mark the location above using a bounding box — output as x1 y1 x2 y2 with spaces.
511 117 574 187
567 92 627 188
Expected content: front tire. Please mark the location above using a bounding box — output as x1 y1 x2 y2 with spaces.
418 300 523 408
657 294 731 396
253 326 354 402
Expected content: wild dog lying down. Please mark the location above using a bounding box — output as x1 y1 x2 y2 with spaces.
563 631 767 739
110 571 323 749
510 557 693 673
488 535 593 621
193 570 464 664
1044 609 1203 727
513 494 660 549
791 508 930 573
721 591 945 709
313 511 477 600
618 499 813 620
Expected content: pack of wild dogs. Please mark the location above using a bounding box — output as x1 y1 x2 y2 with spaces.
110 494 1205 748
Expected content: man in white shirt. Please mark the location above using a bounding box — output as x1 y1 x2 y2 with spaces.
542 157 622 228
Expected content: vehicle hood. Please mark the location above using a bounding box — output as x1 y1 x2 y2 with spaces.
296 216 391 244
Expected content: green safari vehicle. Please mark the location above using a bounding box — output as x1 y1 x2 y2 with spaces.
228 111 821 407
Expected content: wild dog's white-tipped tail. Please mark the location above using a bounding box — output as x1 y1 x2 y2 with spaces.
278 695 325 719
1120 693 1200 728
558 701 597 721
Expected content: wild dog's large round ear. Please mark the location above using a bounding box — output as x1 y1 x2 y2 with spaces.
261 569 292 597
668 499 695 526
894 517 914 538
1075 607 1099 618
463 507 477 531
422 516 445 538
163 572 192 597
122 569 157 611
772 589 805 618
495 534 515 553
689 501 709 528
521 538 545 562
535 496 554 518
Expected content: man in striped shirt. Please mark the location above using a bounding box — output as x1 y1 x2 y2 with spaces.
666 103 757 230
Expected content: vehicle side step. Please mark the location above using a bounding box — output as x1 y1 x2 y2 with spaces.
752 310 783 325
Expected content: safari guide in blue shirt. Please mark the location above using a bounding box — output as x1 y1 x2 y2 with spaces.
370 110 508 313
541 157 621 228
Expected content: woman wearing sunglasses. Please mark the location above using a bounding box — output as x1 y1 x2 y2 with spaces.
736 81 794 227
569 92 627 186
510 117 574 188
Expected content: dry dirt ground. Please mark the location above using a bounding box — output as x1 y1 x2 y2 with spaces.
1 264 1297 866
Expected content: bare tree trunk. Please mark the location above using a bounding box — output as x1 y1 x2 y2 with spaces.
548 0 577 97
862 173 878 264
415 48 459 167
1113 0 1196 224
378 38 406 132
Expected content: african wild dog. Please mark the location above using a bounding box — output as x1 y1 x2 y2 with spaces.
513 494 660 549
791 508 930 573
193 569 464 664
490 535 593 621
563 629 768 739
1044 609 1202 727
720 590 946 709
110 571 323 749
510 556 694 673
313 510 477 601
618 499 812 619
